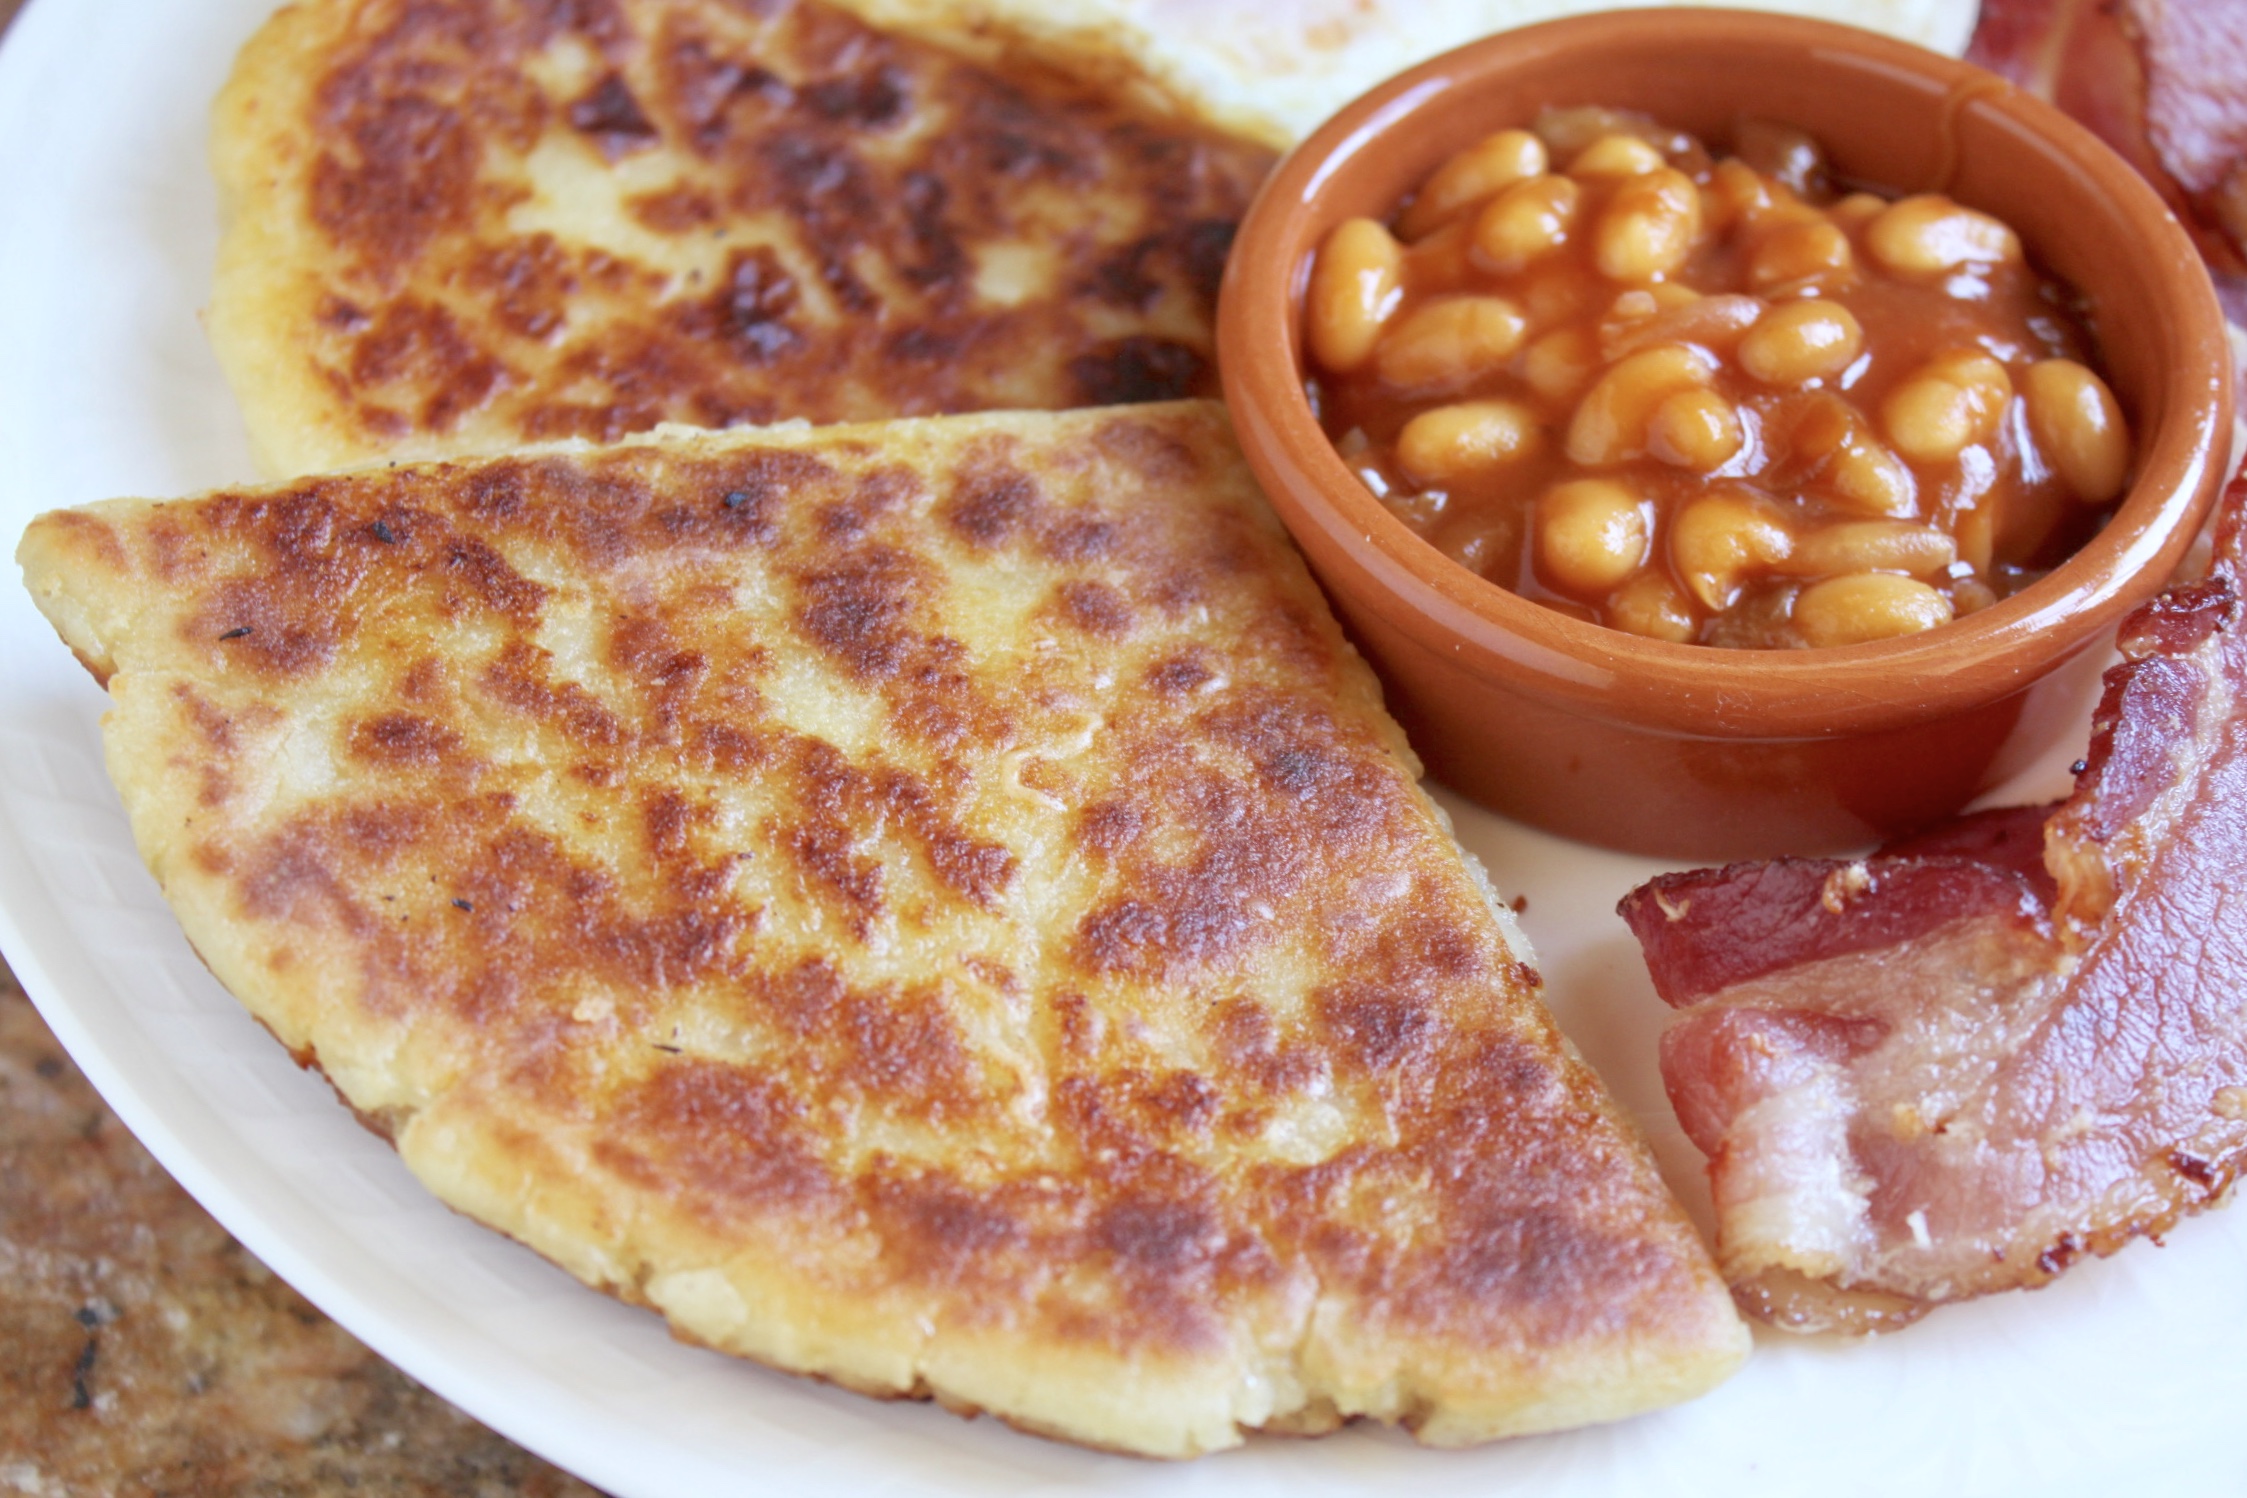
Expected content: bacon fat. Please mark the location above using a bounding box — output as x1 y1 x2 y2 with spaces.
1624 469 2247 1333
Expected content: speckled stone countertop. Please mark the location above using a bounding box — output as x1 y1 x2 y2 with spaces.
0 5 593 1486
0 959 610 1496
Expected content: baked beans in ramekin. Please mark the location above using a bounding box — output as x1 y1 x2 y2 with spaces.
1219 11 2231 857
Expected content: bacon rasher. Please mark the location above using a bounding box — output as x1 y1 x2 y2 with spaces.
1624 468 2247 1333
1969 0 2247 323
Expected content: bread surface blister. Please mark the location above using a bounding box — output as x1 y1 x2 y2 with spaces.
20 403 1746 1456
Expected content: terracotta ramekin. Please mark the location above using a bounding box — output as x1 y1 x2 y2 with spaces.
1218 9 2233 860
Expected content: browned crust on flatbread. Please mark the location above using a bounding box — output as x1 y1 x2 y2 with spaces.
208 0 1273 477
18 403 1745 1454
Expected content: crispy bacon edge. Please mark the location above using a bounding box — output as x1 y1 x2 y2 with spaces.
1621 466 2247 1333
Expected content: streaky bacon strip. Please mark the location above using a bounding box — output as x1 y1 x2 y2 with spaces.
1971 0 2247 322
1623 467 2247 1333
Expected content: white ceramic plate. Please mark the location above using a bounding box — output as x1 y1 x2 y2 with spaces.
3 1 2245 1493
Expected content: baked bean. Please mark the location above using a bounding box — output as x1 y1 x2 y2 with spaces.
1515 259 1606 329
1747 218 1854 292
1831 192 1886 231
1594 290 1667 351
1865 194 2021 276
1585 283 1698 339
1608 570 1698 641
1537 478 1651 595
1602 293 1762 363
1737 299 1863 385
1705 158 1774 233
1311 113 2128 649
1951 576 1999 615
1596 167 1703 282
1438 515 1521 576
1397 399 1542 482
1308 217 1404 372
1566 344 1717 466
1382 485 1447 530
1794 573 1955 646
2023 358 2131 503
1734 118 1827 195
1473 175 1581 274
1784 520 1956 577
1672 490 1796 610
1400 129 1550 240
1646 388 1744 471
1829 435 1920 520
1536 106 1696 164
1605 288 1663 324
1518 326 1602 404
1375 296 1528 390
1569 133 1667 179
1885 385 1977 463
1793 398 1918 518
1881 350 2011 462
1942 350 2015 416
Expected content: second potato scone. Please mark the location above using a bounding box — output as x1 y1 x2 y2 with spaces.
208 0 1272 477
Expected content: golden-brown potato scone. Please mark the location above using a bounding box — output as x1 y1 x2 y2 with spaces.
21 403 1746 1456
208 0 1271 477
